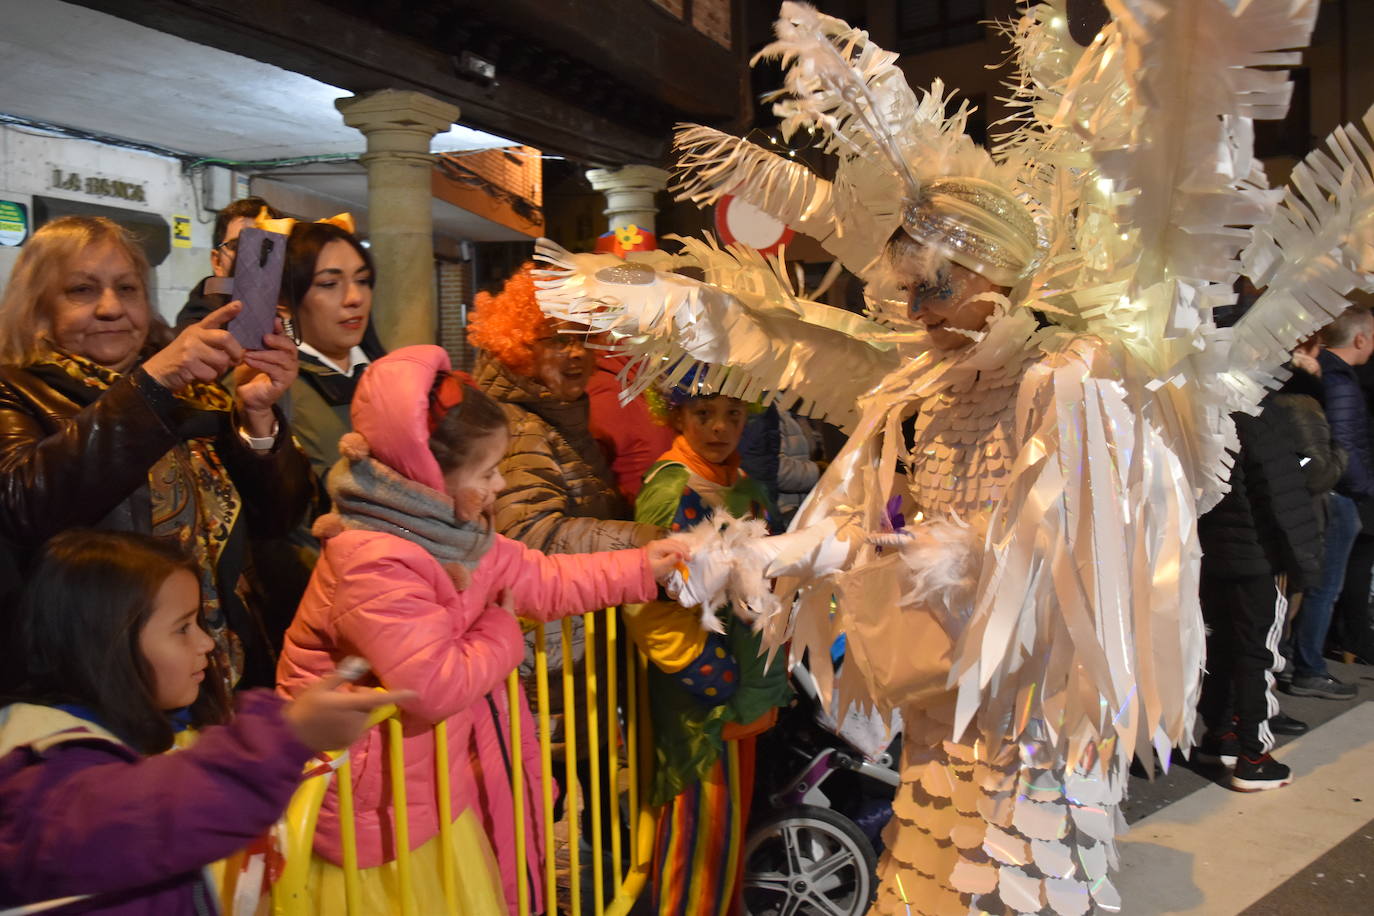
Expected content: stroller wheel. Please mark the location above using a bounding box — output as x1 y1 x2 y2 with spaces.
741 804 877 915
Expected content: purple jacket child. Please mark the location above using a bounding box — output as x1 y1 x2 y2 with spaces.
0 691 310 915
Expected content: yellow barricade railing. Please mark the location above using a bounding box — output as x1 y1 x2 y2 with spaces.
272 607 659 916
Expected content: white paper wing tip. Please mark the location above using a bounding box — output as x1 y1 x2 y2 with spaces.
532 238 575 268
1094 0 1318 325
1234 105 1374 382
671 125 833 228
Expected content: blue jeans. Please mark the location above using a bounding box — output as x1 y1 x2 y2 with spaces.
1295 492 1362 676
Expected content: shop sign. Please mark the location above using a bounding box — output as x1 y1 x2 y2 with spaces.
49 169 147 203
172 215 192 248
0 200 28 246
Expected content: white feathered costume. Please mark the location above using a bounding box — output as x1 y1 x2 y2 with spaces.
535 2 1374 912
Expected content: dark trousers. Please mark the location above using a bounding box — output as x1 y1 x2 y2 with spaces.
1332 530 1374 659
1199 572 1284 756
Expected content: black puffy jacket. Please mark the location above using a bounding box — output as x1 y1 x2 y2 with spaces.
1199 397 1323 588
1273 361 1347 538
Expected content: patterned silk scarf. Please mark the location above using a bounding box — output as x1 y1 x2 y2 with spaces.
38 351 246 675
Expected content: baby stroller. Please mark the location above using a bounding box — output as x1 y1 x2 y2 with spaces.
741 650 901 916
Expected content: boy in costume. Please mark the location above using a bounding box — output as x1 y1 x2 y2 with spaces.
624 373 789 916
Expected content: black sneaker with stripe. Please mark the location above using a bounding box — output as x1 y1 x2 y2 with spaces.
1229 754 1292 792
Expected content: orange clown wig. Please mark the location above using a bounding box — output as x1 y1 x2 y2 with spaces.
466 262 550 376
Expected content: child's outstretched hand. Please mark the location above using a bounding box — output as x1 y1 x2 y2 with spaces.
285 669 417 752
646 538 691 585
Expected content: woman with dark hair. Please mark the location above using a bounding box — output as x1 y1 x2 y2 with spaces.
279 220 386 481
0 528 405 914
0 215 312 688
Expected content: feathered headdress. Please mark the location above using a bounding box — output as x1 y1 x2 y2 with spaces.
675 2 1038 293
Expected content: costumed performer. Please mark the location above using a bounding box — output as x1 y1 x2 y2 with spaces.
535 2 1374 912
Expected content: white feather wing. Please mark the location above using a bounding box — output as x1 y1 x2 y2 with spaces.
1233 107 1374 392
533 239 901 431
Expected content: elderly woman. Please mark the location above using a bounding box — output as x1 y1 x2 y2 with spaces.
0 216 311 689
468 262 660 551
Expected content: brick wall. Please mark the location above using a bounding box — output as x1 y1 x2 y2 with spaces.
647 0 730 48
692 0 732 48
437 258 479 373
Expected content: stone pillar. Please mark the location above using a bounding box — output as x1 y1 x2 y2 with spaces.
586 165 670 235
337 90 459 348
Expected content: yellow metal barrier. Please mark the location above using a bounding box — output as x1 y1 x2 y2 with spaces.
271 607 660 915
273 699 396 915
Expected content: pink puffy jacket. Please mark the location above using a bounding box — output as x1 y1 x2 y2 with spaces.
276 346 657 912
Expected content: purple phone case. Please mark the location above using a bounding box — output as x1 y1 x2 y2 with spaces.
226 227 287 349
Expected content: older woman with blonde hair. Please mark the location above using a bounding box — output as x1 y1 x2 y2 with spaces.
0 216 312 688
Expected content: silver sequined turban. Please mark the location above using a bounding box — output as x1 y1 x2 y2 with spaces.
901 177 1039 287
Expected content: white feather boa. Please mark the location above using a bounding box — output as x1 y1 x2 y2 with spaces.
663 513 779 633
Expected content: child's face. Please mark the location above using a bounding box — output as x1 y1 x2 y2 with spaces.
673 396 748 464
139 569 214 710
442 428 510 515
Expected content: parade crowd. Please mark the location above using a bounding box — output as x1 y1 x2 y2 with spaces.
0 196 1366 915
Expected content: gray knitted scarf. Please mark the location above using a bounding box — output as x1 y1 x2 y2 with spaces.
321 454 494 571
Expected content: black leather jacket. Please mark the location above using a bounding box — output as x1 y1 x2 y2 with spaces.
0 361 313 687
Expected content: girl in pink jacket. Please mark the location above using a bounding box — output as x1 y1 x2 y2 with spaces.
277 345 685 915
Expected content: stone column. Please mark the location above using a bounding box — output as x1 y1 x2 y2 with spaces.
586 164 670 235
337 90 459 348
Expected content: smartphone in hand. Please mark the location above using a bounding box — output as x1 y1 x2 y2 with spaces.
226 227 287 350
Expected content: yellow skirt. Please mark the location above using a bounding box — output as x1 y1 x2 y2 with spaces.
305 808 507 915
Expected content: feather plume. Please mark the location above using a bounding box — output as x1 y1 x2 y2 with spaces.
756 2 923 197
870 514 984 639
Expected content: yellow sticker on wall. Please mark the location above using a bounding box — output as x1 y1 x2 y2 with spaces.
172 215 192 248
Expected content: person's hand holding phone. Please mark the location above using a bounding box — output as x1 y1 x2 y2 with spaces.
142 301 246 391
233 316 299 437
